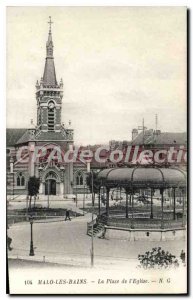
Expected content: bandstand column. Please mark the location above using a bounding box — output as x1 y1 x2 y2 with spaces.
182 188 185 227
106 187 110 217
173 187 176 220
98 187 101 216
150 188 153 219
161 188 164 229
129 193 132 206
125 190 128 219
131 190 134 219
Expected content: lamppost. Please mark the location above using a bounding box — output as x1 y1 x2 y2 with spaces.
29 215 34 256
87 162 94 267
83 184 85 216
12 172 14 200
10 156 15 201
47 178 50 209
150 188 154 219
76 159 94 267
182 188 186 227
75 185 78 208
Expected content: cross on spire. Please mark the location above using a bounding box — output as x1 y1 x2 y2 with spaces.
48 16 53 32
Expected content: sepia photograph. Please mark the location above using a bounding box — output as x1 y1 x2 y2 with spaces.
6 6 187 294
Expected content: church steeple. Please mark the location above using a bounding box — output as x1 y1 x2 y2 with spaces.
36 17 63 131
43 16 57 87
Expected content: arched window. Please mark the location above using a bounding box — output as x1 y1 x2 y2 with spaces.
45 171 57 180
17 176 20 186
48 101 55 131
17 172 25 187
75 171 84 186
80 175 83 185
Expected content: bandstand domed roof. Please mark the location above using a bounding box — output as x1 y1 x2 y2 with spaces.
97 167 186 189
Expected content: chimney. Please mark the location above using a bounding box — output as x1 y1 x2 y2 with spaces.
132 129 138 140
154 129 161 136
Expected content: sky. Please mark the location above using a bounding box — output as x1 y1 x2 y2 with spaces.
7 6 187 145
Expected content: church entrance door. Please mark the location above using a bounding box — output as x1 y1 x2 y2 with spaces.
45 179 56 195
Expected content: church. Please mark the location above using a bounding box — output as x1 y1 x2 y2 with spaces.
6 18 87 198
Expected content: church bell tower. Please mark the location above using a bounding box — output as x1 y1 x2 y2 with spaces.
35 16 63 132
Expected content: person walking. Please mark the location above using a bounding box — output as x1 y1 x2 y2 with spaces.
180 250 185 264
7 236 13 251
65 209 71 221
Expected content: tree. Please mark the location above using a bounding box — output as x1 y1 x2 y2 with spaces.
28 176 40 210
138 247 179 269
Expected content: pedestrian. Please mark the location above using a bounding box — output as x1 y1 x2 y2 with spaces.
180 250 185 263
65 209 71 221
7 236 13 251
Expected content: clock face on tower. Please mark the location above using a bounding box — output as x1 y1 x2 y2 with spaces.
48 101 55 109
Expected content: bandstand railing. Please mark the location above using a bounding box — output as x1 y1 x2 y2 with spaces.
87 216 98 235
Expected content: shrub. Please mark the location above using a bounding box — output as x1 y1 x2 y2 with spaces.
138 247 179 269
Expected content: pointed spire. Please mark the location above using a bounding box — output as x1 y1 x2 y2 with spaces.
43 17 57 86
46 16 54 58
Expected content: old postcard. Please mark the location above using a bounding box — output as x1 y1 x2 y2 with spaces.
6 6 187 294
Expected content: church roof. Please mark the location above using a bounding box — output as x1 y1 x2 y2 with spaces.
15 130 68 144
6 128 70 146
6 128 27 147
35 131 66 141
16 130 32 145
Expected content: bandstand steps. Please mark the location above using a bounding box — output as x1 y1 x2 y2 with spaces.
87 223 105 237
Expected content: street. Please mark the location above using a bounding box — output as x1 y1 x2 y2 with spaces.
8 210 186 270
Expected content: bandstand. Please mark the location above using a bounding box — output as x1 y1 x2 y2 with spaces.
89 166 187 241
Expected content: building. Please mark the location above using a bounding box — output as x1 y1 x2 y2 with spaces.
108 128 187 169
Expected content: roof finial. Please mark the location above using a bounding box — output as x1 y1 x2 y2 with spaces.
48 16 53 33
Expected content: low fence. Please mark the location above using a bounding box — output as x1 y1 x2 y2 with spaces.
106 218 185 230
97 213 186 230
7 208 82 225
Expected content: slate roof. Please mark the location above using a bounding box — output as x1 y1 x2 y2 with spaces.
16 130 32 145
35 131 66 141
153 132 187 145
131 131 187 146
6 128 68 147
16 130 67 144
6 128 27 147
42 28 57 86
43 58 57 86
